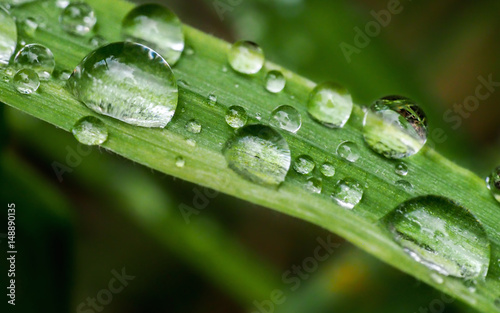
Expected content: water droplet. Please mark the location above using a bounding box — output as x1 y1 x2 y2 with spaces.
59 2 97 36
307 82 353 128
21 17 38 37
305 177 322 194
395 180 413 191
228 40 264 74
72 116 108 145
0 8 17 67
363 96 428 159
186 138 196 147
177 79 189 88
486 166 500 203
58 70 72 81
207 93 217 106
223 125 291 186
234 83 239 88
12 68 39 94
13 44 55 80
382 195 490 279
293 155 315 175
265 70 286 93
175 156 185 168
225 106 247 129
331 178 364 209
55 0 70 9
185 46 194 56
122 4 184 65
186 119 202 134
395 162 408 176
320 163 335 177
222 65 228 73
337 141 360 163
68 42 178 128
89 35 107 48
430 273 443 284
270 105 301 133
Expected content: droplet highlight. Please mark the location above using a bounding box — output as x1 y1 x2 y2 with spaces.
307 82 353 128
72 116 108 145
228 40 264 75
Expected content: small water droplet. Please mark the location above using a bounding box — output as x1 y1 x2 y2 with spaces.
186 138 196 147
60 2 97 36
430 273 443 284
486 166 500 203
0 8 17 67
186 119 202 134
308 82 353 128
12 68 39 94
265 70 286 93
222 65 228 73
89 35 107 48
58 70 72 81
207 93 217 106
234 83 239 88
305 177 322 194
72 116 108 145
68 42 178 128
320 163 335 177
270 105 301 133
175 156 185 168
337 141 360 163
225 106 247 129
395 180 413 191
331 178 363 209
21 17 38 37
228 40 264 75
293 155 315 175
382 195 490 279
363 96 428 159
122 4 184 65
395 162 408 176
185 46 194 56
13 44 55 80
223 125 291 186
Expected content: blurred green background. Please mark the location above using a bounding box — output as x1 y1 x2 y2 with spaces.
2 0 500 312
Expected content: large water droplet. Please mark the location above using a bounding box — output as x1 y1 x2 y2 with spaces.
186 119 202 134
270 105 301 133
331 178 363 209
225 105 247 129
363 96 428 159
307 82 353 128
320 162 335 177
13 44 55 80
122 4 184 65
382 195 490 279
59 2 97 36
72 116 108 145
293 155 315 175
337 141 360 163
0 8 17 66
223 125 291 186
68 42 178 128
12 68 39 94
486 166 500 203
265 70 285 93
228 40 264 74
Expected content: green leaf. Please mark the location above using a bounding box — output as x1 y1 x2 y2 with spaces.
2 1 500 312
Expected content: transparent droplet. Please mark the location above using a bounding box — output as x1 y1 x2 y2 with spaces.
307 82 353 128
13 44 55 80
184 46 194 56
225 106 247 129
395 180 413 191
175 156 185 168
223 125 291 186
270 105 301 133
486 166 500 203
382 195 490 279
89 35 107 48
60 2 97 36
265 70 285 93
228 40 264 74
430 273 444 284
363 96 428 159
12 68 39 94
395 162 408 176
0 8 17 67
21 17 38 37
67 42 178 128
186 138 196 147
207 93 217 106
305 177 322 194
186 119 201 134
293 155 315 175
72 116 108 145
337 141 360 163
222 65 228 73
320 163 335 177
122 4 184 65
331 178 364 209
58 70 72 81
55 0 70 9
